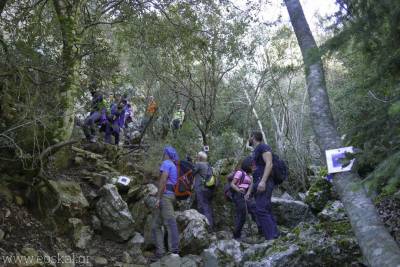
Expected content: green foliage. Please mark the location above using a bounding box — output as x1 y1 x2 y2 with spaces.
305 178 332 213
363 151 400 198
327 0 400 176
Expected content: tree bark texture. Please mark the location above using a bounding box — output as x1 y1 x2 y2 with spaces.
52 0 82 142
284 0 400 266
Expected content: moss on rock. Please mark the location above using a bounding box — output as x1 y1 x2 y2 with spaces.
305 178 332 213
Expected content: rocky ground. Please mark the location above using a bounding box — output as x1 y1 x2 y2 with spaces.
0 142 398 267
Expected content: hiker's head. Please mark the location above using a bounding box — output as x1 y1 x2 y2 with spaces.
114 93 122 102
241 156 254 174
163 146 179 162
197 151 208 162
249 131 263 146
177 103 181 108
149 96 154 101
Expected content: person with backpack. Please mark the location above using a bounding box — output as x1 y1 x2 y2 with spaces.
83 89 108 143
171 103 185 137
249 131 279 240
105 93 127 145
150 146 180 261
193 151 215 231
230 156 260 240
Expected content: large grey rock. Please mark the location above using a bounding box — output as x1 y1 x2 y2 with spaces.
181 255 202 267
96 184 135 242
127 232 146 264
127 184 158 203
243 244 300 267
68 218 93 249
176 209 211 255
47 180 89 218
202 239 243 267
150 253 181 267
318 200 347 222
271 197 315 228
143 214 154 249
241 223 361 267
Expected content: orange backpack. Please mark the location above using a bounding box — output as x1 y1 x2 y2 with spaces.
173 160 195 200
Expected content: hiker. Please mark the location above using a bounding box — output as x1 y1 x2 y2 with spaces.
249 131 279 240
140 96 157 131
151 146 180 260
193 151 215 230
105 94 126 145
83 90 107 143
171 103 185 136
230 156 260 240
147 95 157 116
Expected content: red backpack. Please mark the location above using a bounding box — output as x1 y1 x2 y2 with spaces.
173 160 195 200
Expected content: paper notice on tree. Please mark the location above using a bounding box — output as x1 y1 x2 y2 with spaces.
325 147 355 174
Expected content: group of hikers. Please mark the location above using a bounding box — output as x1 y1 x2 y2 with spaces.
150 131 280 261
82 90 186 144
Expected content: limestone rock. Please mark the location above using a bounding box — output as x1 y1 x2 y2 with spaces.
242 222 361 267
304 178 332 213
271 197 315 228
280 192 295 201
47 180 89 219
96 184 135 242
122 251 132 264
68 218 93 249
91 215 102 231
318 201 347 222
150 253 181 267
143 215 154 249
176 209 211 255
58 251 76 267
202 239 243 267
181 255 202 267
130 199 151 232
243 244 300 267
127 184 158 203
93 256 108 266
127 232 146 263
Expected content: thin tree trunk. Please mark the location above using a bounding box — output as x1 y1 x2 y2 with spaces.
0 0 7 15
284 0 400 266
243 87 267 143
52 0 82 142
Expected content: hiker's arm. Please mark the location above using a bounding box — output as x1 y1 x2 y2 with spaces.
258 151 273 192
157 171 168 201
245 176 254 199
231 178 245 193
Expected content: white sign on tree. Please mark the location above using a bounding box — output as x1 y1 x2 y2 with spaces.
325 147 355 174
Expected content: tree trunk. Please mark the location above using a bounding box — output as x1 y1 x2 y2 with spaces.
52 0 82 142
0 0 7 15
284 0 400 266
243 87 267 143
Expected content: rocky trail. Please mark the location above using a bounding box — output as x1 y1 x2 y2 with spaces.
0 141 399 267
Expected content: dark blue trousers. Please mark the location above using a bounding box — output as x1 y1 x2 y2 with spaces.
254 178 279 240
195 188 214 230
232 191 260 239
